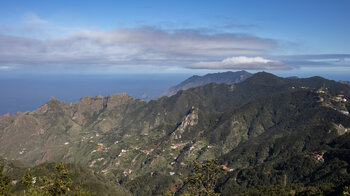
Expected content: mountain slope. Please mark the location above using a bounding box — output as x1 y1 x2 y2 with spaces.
160 70 252 97
0 157 131 195
1 72 350 195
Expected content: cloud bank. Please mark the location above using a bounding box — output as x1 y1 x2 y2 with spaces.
1 14 347 72
0 21 279 71
189 56 289 70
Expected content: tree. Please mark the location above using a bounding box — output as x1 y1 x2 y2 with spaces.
0 165 11 196
46 162 73 195
73 185 96 196
20 162 94 196
344 185 350 196
185 159 222 196
21 168 45 196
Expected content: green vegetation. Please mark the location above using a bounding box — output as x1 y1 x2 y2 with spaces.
0 162 131 195
2 163 95 195
0 165 11 195
125 173 179 196
185 159 222 196
1 72 350 195
238 184 327 196
344 185 350 195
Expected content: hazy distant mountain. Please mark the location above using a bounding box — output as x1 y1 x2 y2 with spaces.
1 72 350 195
339 80 350 85
286 76 300 79
160 70 252 97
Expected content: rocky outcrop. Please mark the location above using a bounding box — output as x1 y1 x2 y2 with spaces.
0 92 140 165
104 93 135 110
171 106 199 140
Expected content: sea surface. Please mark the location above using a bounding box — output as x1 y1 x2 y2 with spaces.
0 74 190 115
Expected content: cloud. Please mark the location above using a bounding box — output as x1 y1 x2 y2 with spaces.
0 66 11 70
0 13 62 39
272 54 350 68
0 24 279 72
23 13 49 26
189 56 289 70
1 13 349 73
278 54 350 60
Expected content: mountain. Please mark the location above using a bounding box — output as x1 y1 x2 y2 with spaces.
159 70 252 97
1 72 350 195
339 80 350 86
217 90 350 194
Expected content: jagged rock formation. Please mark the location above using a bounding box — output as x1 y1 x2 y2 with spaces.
171 106 199 140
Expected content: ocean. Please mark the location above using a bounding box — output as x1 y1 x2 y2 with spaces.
0 74 190 115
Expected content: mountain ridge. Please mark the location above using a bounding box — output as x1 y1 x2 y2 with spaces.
160 70 252 97
1 72 350 195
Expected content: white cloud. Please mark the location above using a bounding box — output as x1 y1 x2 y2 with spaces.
189 56 289 70
0 66 11 70
0 13 282 72
23 13 49 26
0 27 279 71
223 56 271 64
1 13 348 73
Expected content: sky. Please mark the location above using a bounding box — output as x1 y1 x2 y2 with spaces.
0 0 349 75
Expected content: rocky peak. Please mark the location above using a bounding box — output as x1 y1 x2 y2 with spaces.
171 106 199 140
3 113 14 118
49 96 60 103
104 93 135 109
33 103 49 115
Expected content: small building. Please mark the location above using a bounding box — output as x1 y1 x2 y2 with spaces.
171 144 180 149
312 153 324 162
221 165 233 172
335 97 342 102
341 111 349 115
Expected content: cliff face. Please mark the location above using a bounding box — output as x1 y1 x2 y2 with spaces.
171 107 199 140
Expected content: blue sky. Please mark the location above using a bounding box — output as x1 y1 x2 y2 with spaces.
0 0 349 75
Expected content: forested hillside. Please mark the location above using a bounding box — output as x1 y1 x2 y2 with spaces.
1 72 350 195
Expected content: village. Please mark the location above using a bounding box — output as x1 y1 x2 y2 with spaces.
315 87 349 116
81 131 237 180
